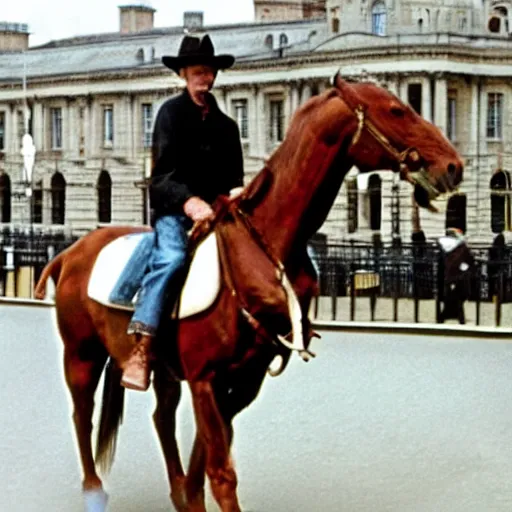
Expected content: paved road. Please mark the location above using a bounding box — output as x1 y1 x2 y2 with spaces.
1 305 512 511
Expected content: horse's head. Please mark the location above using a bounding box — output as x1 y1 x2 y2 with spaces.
333 74 463 210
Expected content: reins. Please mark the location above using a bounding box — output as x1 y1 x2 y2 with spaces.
211 201 315 363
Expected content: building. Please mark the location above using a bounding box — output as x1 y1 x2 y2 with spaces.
0 0 511 245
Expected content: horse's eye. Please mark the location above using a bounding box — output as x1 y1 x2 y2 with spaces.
390 106 405 117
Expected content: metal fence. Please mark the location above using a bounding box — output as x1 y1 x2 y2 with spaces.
2 228 512 327
0 228 78 298
309 237 512 327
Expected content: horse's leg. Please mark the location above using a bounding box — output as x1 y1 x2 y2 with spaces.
63 337 108 511
185 435 207 511
189 380 241 512
186 357 270 510
152 363 187 512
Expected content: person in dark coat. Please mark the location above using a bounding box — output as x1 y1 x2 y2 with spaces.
122 34 244 391
438 228 475 324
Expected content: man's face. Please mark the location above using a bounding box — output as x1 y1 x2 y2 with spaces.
181 64 217 106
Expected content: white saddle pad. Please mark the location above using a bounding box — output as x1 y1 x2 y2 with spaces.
87 232 221 319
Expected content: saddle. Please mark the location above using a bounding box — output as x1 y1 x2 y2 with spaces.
87 230 221 319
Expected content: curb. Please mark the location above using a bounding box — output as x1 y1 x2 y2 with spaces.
0 297 55 308
312 320 512 338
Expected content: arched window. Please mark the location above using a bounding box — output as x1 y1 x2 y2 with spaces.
368 174 382 230
32 180 43 224
51 171 66 225
0 172 11 223
490 170 511 233
488 16 501 33
372 1 387 36
97 170 112 224
346 179 358 233
279 33 288 47
265 34 273 49
445 193 467 233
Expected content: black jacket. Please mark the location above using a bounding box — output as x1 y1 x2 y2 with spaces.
149 89 244 220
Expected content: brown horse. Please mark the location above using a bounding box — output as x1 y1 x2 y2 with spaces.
35 74 463 512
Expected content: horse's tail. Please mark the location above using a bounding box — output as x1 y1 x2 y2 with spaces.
34 252 64 299
95 358 125 475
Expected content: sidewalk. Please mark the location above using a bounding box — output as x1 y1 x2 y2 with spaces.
312 295 512 328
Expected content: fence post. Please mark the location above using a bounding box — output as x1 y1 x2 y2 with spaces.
413 265 419 323
350 269 355 321
331 264 337 321
392 263 399 322
474 261 480 326
435 250 444 323
495 269 504 327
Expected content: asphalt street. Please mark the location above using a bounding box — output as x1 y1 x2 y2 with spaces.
2 304 512 511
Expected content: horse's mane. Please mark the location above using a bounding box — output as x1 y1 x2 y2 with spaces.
239 166 274 212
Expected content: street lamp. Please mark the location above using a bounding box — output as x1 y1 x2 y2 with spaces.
21 132 35 298
21 132 35 199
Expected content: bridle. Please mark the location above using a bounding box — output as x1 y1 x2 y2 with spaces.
343 95 441 202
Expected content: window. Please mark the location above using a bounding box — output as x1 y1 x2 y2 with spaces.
368 174 382 230
372 1 387 36
488 15 501 33
487 93 503 139
445 194 467 233
447 92 457 141
279 33 288 47
103 105 114 147
17 110 24 143
347 179 358 233
458 15 467 32
232 99 248 140
0 112 4 150
97 170 112 224
32 180 43 224
79 107 85 156
490 170 511 233
51 172 66 225
332 17 340 33
269 99 284 144
142 103 153 149
0 172 11 223
407 83 422 115
50 107 62 150
265 34 273 49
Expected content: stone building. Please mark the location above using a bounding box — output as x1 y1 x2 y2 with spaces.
0 0 511 245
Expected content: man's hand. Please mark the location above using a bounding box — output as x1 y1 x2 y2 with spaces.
183 196 214 222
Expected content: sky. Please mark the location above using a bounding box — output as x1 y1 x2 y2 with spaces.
3 0 255 46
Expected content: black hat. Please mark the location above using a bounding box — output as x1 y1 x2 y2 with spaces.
162 34 235 74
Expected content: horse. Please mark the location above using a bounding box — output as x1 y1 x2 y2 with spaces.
34 74 463 512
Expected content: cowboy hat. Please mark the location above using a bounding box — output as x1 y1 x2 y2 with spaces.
162 34 235 74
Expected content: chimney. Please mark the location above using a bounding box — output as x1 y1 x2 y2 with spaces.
0 22 29 52
183 11 204 31
119 4 156 34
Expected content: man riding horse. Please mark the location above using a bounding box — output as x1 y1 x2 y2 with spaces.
122 34 244 391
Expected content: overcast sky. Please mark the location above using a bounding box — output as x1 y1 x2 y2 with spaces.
3 0 255 46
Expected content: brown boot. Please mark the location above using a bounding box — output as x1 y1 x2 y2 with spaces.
121 334 153 391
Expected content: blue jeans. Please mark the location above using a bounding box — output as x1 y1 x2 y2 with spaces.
128 214 192 336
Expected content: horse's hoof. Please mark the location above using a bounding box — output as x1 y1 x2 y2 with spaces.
83 489 109 512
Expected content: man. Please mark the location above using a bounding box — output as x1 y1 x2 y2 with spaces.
121 34 244 391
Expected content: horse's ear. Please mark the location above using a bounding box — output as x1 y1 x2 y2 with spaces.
332 73 369 111
333 72 345 90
